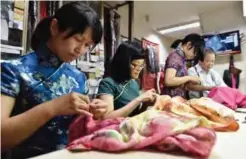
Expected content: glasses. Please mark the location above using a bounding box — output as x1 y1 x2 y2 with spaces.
87 45 96 54
131 63 145 69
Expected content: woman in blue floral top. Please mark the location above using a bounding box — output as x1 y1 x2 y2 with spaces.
1 2 107 158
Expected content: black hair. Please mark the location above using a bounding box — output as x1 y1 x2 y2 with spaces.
180 33 205 65
170 39 182 49
31 2 103 51
110 41 145 83
198 47 215 62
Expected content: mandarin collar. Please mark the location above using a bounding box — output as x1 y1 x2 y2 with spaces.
36 44 63 67
176 47 185 59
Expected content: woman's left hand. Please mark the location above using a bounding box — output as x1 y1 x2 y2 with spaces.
89 99 108 119
138 89 157 103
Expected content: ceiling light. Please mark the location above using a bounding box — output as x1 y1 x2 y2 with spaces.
158 22 201 35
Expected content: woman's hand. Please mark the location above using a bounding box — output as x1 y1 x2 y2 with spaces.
89 99 108 119
49 92 92 117
187 76 201 85
137 89 157 103
206 86 214 91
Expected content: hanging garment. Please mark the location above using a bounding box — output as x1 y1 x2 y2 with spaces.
53 1 58 15
141 72 157 91
231 73 236 89
47 1 52 16
103 7 113 77
223 55 241 89
146 45 159 73
40 1 47 19
29 1 38 29
223 69 240 89
110 10 117 59
114 14 121 48
27 1 38 51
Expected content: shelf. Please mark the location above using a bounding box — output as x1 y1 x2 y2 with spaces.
1 44 23 54
1 44 23 50
1 48 21 54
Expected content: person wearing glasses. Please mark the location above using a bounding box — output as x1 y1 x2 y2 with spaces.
98 41 156 118
163 34 205 98
1 2 108 158
187 47 227 99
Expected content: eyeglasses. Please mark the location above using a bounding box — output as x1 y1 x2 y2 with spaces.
87 45 96 54
131 63 145 69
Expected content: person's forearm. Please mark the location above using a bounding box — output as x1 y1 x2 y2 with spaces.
165 76 189 87
1 101 55 150
157 73 161 94
104 98 142 119
187 84 211 91
157 82 161 94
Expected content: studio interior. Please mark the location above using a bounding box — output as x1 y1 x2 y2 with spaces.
1 1 246 159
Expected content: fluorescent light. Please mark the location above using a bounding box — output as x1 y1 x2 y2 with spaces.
159 22 200 35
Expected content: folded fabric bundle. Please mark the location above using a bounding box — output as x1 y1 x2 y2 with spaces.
208 86 246 110
154 96 239 132
68 109 216 158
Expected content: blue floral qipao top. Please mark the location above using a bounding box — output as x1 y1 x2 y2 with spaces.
1 44 87 158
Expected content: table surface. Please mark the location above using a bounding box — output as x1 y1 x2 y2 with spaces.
32 110 246 159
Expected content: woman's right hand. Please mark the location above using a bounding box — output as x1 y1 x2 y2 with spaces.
137 89 157 103
49 92 93 117
187 76 201 85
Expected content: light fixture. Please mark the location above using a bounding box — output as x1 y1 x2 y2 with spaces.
158 21 201 35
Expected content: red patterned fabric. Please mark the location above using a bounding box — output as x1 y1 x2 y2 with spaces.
141 73 157 91
67 109 216 158
208 86 246 110
40 1 47 19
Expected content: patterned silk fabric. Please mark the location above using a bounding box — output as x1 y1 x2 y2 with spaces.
68 108 217 158
68 96 240 158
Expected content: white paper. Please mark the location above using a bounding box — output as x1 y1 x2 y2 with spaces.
13 20 23 30
1 19 9 41
90 55 99 62
8 10 14 28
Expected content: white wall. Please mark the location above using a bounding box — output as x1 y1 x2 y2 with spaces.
200 2 246 93
117 6 173 64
